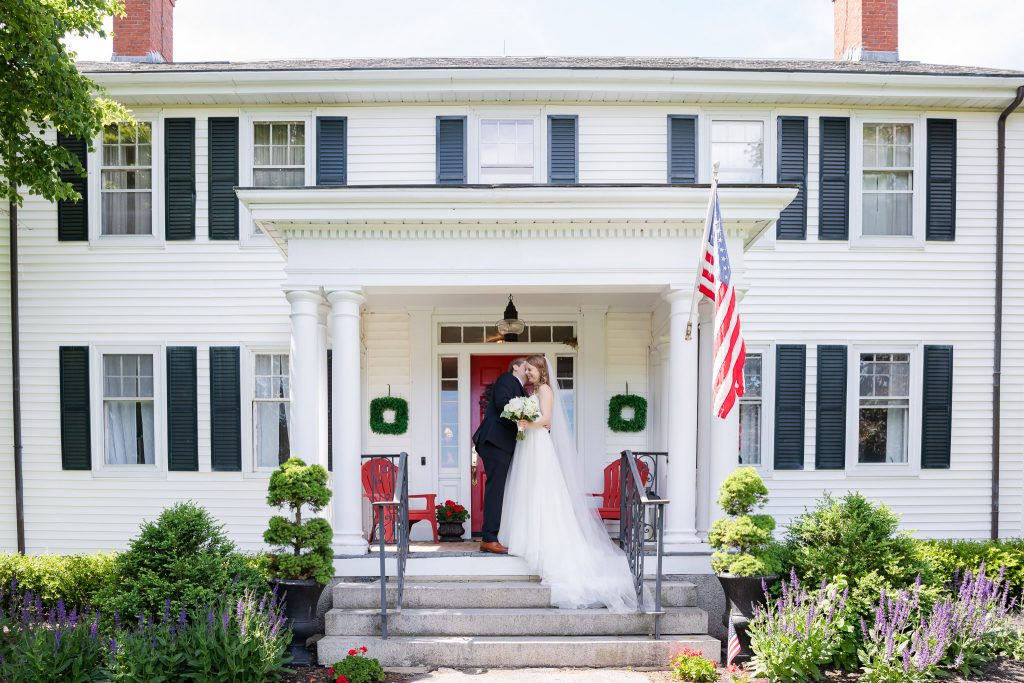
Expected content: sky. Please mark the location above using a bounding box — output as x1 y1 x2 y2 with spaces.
65 0 1024 71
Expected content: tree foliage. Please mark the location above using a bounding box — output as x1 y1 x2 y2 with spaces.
1 0 130 204
264 457 334 584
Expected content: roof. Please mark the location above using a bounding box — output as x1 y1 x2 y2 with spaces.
77 55 1024 78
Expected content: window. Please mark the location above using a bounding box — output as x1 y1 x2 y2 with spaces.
101 123 153 235
858 353 910 463
738 353 762 465
102 354 155 464
711 121 764 183
253 122 305 187
862 123 913 236
439 357 459 469
555 356 575 437
479 120 534 183
254 353 290 468
438 323 576 344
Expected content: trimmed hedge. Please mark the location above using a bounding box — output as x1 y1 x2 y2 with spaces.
0 552 117 612
918 538 1024 597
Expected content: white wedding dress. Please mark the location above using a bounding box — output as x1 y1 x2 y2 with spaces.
498 359 643 614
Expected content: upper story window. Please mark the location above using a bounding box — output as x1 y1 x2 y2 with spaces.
711 120 764 183
862 123 913 236
101 123 153 235
254 353 290 468
738 353 762 465
858 352 910 464
102 353 155 465
479 120 534 183
253 122 305 187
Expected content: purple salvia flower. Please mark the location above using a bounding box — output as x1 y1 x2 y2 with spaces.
222 609 230 631
236 598 244 620
861 617 869 640
207 608 215 632
240 617 247 637
138 611 145 628
902 647 911 673
179 607 187 629
114 611 121 631
258 593 267 612
90 620 99 639
70 609 78 626
169 624 176 638
54 627 63 648
57 598 66 621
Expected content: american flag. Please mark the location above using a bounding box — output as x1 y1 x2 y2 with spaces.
699 188 746 419
727 616 742 665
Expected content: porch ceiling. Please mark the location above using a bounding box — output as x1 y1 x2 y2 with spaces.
235 184 798 255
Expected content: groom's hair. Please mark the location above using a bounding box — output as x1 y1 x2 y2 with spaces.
509 358 528 372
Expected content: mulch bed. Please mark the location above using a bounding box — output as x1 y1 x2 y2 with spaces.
282 666 414 683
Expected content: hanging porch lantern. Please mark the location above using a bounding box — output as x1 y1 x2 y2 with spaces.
495 294 525 342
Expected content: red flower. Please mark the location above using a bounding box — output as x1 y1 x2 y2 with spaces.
360 646 368 653
328 668 334 676
348 648 358 656
336 676 349 683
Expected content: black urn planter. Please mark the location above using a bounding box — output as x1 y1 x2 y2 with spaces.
717 573 779 663
271 578 323 667
438 521 466 542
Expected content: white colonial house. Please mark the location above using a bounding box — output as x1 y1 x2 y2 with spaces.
2 0 1024 586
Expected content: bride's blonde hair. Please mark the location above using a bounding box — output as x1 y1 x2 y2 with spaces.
526 355 549 386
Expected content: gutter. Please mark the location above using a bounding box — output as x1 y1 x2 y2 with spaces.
9 200 24 553
992 85 1024 540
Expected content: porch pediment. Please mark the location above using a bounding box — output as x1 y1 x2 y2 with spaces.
235 184 798 255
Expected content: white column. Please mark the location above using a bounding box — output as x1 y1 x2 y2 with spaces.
286 289 322 467
663 288 701 548
317 302 330 474
654 338 671 500
328 288 368 555
695 305 713 538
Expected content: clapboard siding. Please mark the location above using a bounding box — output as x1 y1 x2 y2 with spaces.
0 210 15 551
744 110 999 538
605 313 653 491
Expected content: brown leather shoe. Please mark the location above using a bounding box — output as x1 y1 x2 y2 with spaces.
479 541 508 554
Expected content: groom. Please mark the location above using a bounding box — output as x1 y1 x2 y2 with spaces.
472 357 530 554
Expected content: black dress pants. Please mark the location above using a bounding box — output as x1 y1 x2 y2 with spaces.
477 443 513 543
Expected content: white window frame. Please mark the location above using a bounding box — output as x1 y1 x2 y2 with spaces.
738 346 772 472
467 108 544 184
239 111 314 245
845 344 923 475
701 112 775 185
87 113 164 247
89 344 166 476
242 346 292 475
850 113 927 248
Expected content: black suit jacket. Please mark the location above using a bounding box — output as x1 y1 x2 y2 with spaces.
472 372 526 456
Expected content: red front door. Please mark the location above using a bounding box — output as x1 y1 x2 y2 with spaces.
469 355 521 535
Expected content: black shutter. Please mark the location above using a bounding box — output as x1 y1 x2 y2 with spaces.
164 118 196 240
208 117 239 240
815 345 847 469
774 344 806 470
210 346 242 472
548 115 578 184
59 346 91 470
57 134 89 241
668 115 697 184
316 117 347 186
436 116 467 184
818 117 850 240
327 349 333 472
167 347 198 471
926 119 957 241
921 346 954 469
777 116 809 240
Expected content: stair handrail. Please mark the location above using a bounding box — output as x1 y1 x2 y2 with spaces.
620 449 669 640
368 451 409 640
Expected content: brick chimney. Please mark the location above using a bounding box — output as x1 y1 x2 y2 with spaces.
112 0 175 63
833 0 898 62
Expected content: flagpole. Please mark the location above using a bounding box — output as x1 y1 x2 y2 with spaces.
685 161 719 340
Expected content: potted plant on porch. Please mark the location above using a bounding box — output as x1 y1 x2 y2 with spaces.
264 457 334 667
709 466 783 662
435 499 469 541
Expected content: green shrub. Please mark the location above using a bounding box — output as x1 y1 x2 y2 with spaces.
264 457 334 585
709 467 783 576
0 552 116 613
95 501 267 623
330 647 386 683
917 538 1024 597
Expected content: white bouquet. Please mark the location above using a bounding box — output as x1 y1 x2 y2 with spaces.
501 395 541 441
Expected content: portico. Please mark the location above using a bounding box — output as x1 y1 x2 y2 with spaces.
236 184 796 560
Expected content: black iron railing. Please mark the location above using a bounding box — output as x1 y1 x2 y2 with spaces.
620 449 669 640
365 452 409 640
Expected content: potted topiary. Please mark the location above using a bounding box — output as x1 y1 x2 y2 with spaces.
264 457 333 667
709 466 783 661
435 499 469 542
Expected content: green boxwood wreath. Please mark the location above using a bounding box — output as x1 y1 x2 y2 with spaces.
607 394 648 433
369 396 409 435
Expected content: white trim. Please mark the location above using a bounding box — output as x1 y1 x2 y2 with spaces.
701 110 776 184
845 343 923 475
850 113 927 249
89 344 166 477
88 113 165 247
241 345 292 476
739 344 774 475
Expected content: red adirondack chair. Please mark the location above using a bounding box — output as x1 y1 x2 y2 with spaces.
589 459 651 520
361 458 439 544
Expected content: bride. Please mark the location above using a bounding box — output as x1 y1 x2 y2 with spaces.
498 354 643 613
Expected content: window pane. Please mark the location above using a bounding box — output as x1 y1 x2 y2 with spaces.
739 403 761 465
440 356 458 378
862 189 912 236
530 326 551 343
254 123 270 145
439 357 460 469
104 400 155 464
440 326 461 344
858 406 908 463
462 326 484 343
253 169 305 187
743 354 762 398
552 326 574 343
256 402 290 467
711 120 764 183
